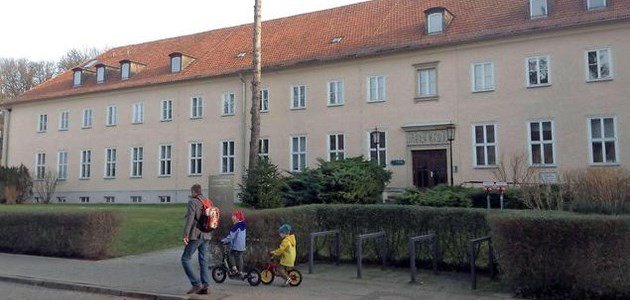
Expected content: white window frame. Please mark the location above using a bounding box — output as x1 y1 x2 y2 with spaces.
528 120 556 166
121 62 130 80
417 67 438 98
327 80 345 106
37 114 48 132
82 108 93 129
80 196 90 203
106 105 118 126
290 135 307 172
159 144 172 177
80 150 92 179
291 85 306 109
59 111 69 131
35 153 46 180
472 124 499 168
130 146 144 178
57 151 68 180
327 133 346 161
161 99 173 122
587 0 607 10
525 55 551 87
259 138 270 158
367 75 386 102
427 12 444 34
132 102 144 124
221 140 235 174
96 66 105 83
73 70 82 87
190 96 204 119
585 48 613 82
260 89 270 112
105 196 115 203
588 116 619 165
189 142 203 176
471 62 495 92
221 92 235 116
131 196 142 203
104 148 117 178
530 0 548 18
171 56 182 73
367 131 388 167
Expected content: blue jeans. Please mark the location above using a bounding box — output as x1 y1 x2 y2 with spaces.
181 239 211 287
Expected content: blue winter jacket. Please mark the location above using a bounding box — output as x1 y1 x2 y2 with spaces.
221 221 247 251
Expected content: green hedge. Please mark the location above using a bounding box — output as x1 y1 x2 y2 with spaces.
219 204 490 270
0 211 123 259
488 212 630 299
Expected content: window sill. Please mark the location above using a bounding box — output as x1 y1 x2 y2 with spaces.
188 174 202 177
130 176 143 179
58 128 68 132
190 116 203 120
79 178 90 181
37 131 47 134
104 177 116 180
158 175 172 178
132 122 144 125
57 178 67 181
327 103 345 107
161 119 172 122
586 77 613 83
260 110 269 113
290 107 306 111
81 127 92 130
526 83 551 89
105 124 117 127
589 162 620 167
414 96 439 103
472 89 495 94
367 99 386 104
221 114 235 117
529 15 548 20
473 166 499 170
530 164 557 169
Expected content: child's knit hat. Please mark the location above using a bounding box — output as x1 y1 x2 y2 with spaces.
232 209 245 222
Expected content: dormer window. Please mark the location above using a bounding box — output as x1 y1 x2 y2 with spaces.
120 61 130 80
424 7 453 35
73 68 83 87
530 0 548 18
170 54 182 73
96 65 106 84
587 0 607 10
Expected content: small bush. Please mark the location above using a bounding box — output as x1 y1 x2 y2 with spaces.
0 211 123 259
393 185 473 207
239 158 284 209
488 212 630 299
470 188 527 209
216 204 490 270
283 157 392 205
563 168 630 214
0 165 33 204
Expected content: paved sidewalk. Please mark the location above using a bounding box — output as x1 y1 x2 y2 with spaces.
0 248 511 300
0 281 127 300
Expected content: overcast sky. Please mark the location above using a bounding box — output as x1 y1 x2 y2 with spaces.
1 0 368 62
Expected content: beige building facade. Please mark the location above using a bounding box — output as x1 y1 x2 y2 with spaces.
3 1 629 203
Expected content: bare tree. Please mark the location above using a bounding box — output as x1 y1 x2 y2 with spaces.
492 152 536 184
248 0 263 170
0 58 56 101
33 171 59 204
57 47 106 72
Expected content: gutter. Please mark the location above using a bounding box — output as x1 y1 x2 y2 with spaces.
239 74 247 172
2 108 11 166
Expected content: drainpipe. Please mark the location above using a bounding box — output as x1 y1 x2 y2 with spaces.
239 74 248 172
2 108 11 167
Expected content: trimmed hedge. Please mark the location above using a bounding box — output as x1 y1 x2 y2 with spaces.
218 204 490 270
488 212 630 299
0 211 123 259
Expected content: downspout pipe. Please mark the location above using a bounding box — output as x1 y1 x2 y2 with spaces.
239 74 247 173
2 108 11 167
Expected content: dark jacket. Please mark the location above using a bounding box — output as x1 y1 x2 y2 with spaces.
183 196 213 241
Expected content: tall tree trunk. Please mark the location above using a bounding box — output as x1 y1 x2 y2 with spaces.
248 0 262 171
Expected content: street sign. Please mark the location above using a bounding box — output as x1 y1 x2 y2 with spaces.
540 172 559 184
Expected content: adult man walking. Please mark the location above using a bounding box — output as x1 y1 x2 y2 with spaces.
181 184 212 295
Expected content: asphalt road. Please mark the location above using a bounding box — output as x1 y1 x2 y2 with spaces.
0 282 129 300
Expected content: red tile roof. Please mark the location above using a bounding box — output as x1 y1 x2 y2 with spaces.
9 0 630 104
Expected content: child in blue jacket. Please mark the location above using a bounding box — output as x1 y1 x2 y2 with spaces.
221 210 247 276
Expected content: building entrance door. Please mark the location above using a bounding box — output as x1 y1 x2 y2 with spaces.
412 149 448 189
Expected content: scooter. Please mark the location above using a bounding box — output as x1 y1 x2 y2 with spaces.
211 244 261 286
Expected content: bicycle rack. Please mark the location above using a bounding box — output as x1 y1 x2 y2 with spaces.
470 236 495 290
409 232 438 283
308 230 341 274
356 231 386 279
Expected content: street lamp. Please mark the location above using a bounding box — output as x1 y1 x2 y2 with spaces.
446 126 456 186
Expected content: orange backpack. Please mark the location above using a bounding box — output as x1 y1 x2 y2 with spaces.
197 197 220 232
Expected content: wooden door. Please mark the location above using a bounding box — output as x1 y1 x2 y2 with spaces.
412 150 448 189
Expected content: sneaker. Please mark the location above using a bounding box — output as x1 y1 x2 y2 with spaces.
186 285 202 294
197 287 209 295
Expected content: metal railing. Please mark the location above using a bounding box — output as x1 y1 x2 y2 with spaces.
356 231 386 279
308 230 340 274
469 236 495 290
409 232 438 283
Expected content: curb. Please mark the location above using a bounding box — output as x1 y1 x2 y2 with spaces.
0 274 187 300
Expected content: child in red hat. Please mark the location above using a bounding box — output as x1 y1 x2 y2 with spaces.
221 210 247 277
